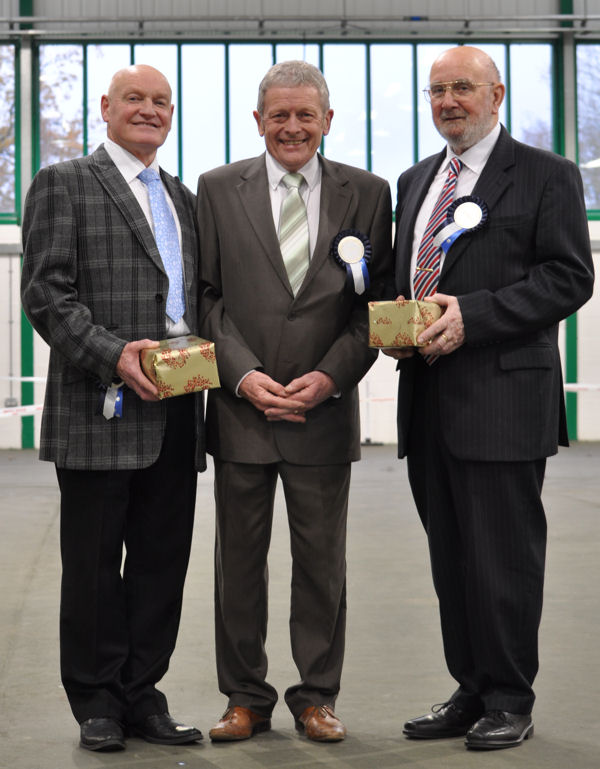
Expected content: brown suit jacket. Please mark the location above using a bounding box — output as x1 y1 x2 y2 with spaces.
198 153 392 465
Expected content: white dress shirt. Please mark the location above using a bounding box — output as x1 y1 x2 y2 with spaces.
410 122 501 297
103 137 190 336
265 151 322 259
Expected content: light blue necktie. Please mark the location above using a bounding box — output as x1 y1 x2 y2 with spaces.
138 167 185 322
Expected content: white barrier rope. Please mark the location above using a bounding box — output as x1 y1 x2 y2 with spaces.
0 383 598 419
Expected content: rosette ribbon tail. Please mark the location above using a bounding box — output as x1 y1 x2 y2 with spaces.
347 259 370 294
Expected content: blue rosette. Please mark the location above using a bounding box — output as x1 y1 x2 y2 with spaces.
330 229 372 294
433 195 489 254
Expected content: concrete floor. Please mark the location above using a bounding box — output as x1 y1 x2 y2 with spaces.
0 443 599 769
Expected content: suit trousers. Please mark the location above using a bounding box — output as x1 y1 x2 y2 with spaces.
213 458 350 719
406 359 547 715
56 395 197 725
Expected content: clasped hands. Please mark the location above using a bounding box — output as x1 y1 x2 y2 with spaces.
239 370 337 423
382 293 465 361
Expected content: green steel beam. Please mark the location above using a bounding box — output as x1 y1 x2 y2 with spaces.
19 0 34 448
365 44 372 173
224 44 230 164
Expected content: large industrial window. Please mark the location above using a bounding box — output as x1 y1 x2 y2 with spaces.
31 40 555 199
0 44 17 221
0 38 559 223
577 43 600 212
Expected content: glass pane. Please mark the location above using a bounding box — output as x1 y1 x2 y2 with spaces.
323 44 366 168
577 44 600 208
181 45 225 186
416 43 454 160
370 44 413 199
474 43 507 128
275 43 320 67
510 44 552 150
86 44 131 154
229 44 273 163
39 45 84 169
0 45 16 213
133 44 179 176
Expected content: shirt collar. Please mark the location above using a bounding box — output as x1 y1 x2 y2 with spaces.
103 137 161 183
265 151 321 191
445 122 501 175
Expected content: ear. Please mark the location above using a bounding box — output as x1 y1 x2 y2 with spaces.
491 83 505 114
100 94 110 123
322 109 334 137
253 110 265 137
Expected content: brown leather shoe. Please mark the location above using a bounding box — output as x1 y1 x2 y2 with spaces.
296 705 346 742
208 706 271 741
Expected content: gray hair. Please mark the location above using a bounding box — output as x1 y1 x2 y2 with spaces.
257 60 330 115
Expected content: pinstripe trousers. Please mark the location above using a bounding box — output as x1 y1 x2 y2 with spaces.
406 358 547 715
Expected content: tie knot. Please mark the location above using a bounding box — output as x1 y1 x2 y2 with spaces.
449 157 462 177
282 172 304 191
138 167 161 185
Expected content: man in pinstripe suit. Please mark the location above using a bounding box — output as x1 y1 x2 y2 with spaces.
21 65 204 751
385 46 594 750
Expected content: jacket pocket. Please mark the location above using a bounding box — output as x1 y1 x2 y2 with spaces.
499 345 553 370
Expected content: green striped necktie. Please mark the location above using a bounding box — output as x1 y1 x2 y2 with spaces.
279 172 309 296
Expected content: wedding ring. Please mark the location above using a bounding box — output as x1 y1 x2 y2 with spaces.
441 333 449 344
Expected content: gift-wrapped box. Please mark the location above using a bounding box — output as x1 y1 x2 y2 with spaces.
368 300 442 348
140 335 220 399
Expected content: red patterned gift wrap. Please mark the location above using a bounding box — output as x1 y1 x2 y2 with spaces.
368 299 442 348
140 335 221 399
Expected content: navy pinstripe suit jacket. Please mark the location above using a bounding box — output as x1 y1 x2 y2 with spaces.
394 126 594 461
21 145 206 471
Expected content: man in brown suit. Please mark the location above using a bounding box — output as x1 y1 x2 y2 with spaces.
21 65 204 751
198 60 392 742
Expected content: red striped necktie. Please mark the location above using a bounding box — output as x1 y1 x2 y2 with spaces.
414 157 462 301
413 156 462 365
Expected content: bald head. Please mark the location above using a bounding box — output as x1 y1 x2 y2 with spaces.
107 65 172 103
428 46 505 154
431 46 501 85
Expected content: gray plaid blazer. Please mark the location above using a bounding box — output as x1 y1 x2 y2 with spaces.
21 144 205 471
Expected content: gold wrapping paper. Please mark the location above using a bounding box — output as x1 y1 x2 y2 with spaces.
368 300 442 348
140 335 220 399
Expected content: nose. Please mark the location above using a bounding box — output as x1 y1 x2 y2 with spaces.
439 87 459 107
283 113 302 133
138 97 156 114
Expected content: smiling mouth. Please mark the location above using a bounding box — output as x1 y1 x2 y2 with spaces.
280 139 306 145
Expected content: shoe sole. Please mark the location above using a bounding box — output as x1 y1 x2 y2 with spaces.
403 728 470 739
209 720 271 742
465 724 534 750
80 739 126 751
295 721 346 742
129 728 203 745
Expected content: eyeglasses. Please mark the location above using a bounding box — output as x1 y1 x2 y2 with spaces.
423 80 496 103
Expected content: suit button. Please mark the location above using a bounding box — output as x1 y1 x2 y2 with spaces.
288 312 296 321
155 293 164 304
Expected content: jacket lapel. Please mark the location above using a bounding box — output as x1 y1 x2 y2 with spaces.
297 156 353 298
89 145 166 274
440 126 516 280
396 150 445 293
236 154 293 293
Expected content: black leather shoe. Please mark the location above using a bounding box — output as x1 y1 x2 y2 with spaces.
403 702 481 739
129 713 203 745
465 711 533 750
79 717 126 751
